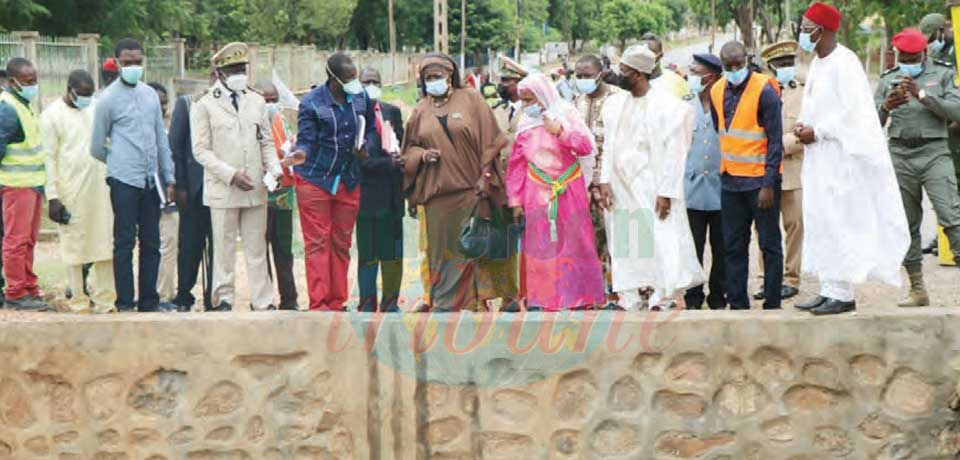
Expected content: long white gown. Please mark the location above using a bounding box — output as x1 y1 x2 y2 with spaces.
600 86 705 306
797 45 909 294
40 99 114 266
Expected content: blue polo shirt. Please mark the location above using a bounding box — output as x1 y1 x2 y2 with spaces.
295 83 377 193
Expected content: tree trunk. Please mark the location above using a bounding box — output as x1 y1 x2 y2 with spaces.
756 2 775 46
732 1 755 50
388 0 396 55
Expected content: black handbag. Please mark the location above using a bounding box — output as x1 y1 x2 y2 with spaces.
458 199 521 260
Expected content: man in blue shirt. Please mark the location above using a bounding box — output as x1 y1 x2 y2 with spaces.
90 38 176 313
683 53 726 310
709 41 784 310
294 53 376 311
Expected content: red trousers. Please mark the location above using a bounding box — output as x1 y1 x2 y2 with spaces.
2 188 42 300
296 176 360 311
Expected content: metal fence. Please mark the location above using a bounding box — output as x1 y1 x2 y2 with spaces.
4 32 421 105
145 43 180 93
0 33 25 63
0 31 185 110
250 44 420 94
36 36 90 106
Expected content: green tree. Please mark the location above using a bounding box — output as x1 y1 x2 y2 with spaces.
0 0 49 34
658 0 690 31
394 0 433 50
594 0 670 50
450 0 515 58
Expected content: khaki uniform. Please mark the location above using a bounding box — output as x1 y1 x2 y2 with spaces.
874 58 960 269
780 83 805 287
574 83 622 299
923 15 960 193
191 80 280 310
939 45 960 195
493 100 522 161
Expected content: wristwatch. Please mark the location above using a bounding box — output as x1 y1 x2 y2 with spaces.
918 89 927 101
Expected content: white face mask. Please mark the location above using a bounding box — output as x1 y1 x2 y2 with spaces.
364 84 382 100
224 74 248 92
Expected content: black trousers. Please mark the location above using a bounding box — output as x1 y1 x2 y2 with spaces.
175 196 213 309
108 178 161 311
684 209 726 309
267 207 298 309
722 186 783 309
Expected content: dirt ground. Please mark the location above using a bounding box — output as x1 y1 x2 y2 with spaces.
31 213 959 313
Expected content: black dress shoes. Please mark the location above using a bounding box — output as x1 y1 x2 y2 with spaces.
811 299 856 316
210 301 232 312
756 285 801 301
796 295 828 311
781 285 800 300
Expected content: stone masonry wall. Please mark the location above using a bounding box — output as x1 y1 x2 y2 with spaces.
0 309 959 459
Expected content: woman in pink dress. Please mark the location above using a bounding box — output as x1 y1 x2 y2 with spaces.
506 73 605 311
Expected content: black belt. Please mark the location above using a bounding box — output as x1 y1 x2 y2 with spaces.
891 137 944 149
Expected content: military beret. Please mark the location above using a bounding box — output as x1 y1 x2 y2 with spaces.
211 42 249 69
920 13 947 37
892 28 928 54
692 53 722 74
760 41 799 63
102 57 119 72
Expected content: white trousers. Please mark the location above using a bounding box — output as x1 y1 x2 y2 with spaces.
820 279 855 302
210 205 274 311
66 261 116 313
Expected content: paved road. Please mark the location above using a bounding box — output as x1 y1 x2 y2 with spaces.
662 33 736 69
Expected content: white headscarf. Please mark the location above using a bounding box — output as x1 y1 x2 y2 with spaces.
515 73 591 142
515 72 597 177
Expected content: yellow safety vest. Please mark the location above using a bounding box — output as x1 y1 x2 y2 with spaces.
0 91 46 187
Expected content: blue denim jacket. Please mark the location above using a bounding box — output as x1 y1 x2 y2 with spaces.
685 98 722 211
295 83 377 194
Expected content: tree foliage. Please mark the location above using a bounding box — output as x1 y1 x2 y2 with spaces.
685 0 951 52
594 0 672 49
0 0 687 54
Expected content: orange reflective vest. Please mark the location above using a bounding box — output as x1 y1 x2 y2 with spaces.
710 72 783 178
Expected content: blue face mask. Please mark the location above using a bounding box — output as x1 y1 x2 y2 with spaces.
898 61 924 78
425 78 449 97
799 29 820 53
523 104 543 118
71 89 92 109
775 66 797 85
120 65 143 85
930 39 946 54
14 79 39 102
724 68 749 86
265 102 281 116
575 78 598 95
687 75 705 94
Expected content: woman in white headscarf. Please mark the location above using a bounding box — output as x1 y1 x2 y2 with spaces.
506 73 605 310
